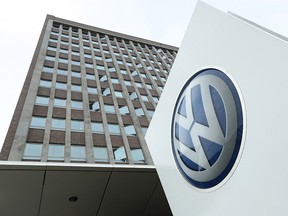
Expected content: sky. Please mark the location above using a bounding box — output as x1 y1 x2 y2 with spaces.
1 0 288 150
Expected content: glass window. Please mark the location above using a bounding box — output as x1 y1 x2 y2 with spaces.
111 78 119 84
141 127 148 135
108 67 116 73
22 143 42 160
113 146 127 162
94 147 108 162
91 122 103 133
119 106 129 115
71 100 83 109
104 104 115 113
95 55 102 61
106 58 113 63
71 84 82 92
135 108 144 116
130 92 138 100
87 87 97 94
57 69 67 76
51 118 65 130
135 82 142 88
102 88 111 96
141 95 149 102
39 80 51 88
48 144 64 161
114 91 123 98
108 124 120 135
71 120 84 131
85 63 93 68
124 80 131 86
124 125 136 136
131 148 145 163
71 60 81 66
100 75 108 82
126 62 133 67
71 71 81 78
71 145 86 162
140 73 147 78
59 58 68 64
36 96 49 105
90 101 100 111
72 51 80 56
54 98 66 107
146 84 153 89
31 116 46 128
152 96 159 103
147 110 154 118
43 66 54 73
96 65 105 70
120 69 127 74
86 74 95 80
55 82 67 90
45 56 55 61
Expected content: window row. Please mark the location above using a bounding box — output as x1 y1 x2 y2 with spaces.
23 143 145 163
30 116 146 136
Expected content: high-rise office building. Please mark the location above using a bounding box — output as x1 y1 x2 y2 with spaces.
0 15 177 165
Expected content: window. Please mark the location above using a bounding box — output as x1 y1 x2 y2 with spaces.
71 100 83 109
59 58 68 64
55 82 67 90
71 145 86 162
146 84 153 89
71 71 81 78
43 66 54 73
152 96 159 103
97 65 105 70
140 95 149 102
111 78 119 84
119 106 129 115
102 88 111 96
71 120 84 131
113 146 127 162
36 96 49 105
94 147 108 162
108 123 120 135
131 148 145 163
120 69 127 74
51 118 65 130
124 80 131 86
106 58 113 63
91 122 103 133
90 101 100 111
57 69 68 76
135 82 142 88
135 108 144 116
100 75 108 82
48 144 64 161
108 67 116 73
104 104 115 113
54 98 66 107
45 56 55 61
85 63 93 68
147 110 154 118
71 84 82 92
86 74 95 80
95 55 102 61
22 143 42 161
124 125 136 136
88 87 98 94
141 127 148 135
114 91 123 98
71 60 81 66
140 73 147 78
31 116 46 128
130 92 138 100
126 62 133 67
39 80 51 88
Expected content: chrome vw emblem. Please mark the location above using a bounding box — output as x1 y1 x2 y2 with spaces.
171 68 244 190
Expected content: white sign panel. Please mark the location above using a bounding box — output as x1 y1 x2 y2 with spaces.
146 1 288 216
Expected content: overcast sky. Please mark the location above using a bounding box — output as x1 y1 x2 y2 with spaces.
1 0 288 150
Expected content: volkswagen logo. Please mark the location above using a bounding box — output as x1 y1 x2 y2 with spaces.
171 68 245 190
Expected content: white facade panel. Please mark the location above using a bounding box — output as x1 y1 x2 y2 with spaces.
146 2 288 215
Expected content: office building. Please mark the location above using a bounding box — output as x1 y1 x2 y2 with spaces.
0 15 177 164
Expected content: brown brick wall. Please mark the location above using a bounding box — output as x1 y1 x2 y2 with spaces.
27 128 45 143
71 109 84 120
92 134 106 146
33 105 48 117
110 135 123 147
49 130 65 143
52 107 66 118
127 136 141 148
71 132 85 145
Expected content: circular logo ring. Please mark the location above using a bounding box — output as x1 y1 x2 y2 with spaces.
171 68 245 190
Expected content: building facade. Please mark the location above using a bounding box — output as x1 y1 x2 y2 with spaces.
0 15 177 165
